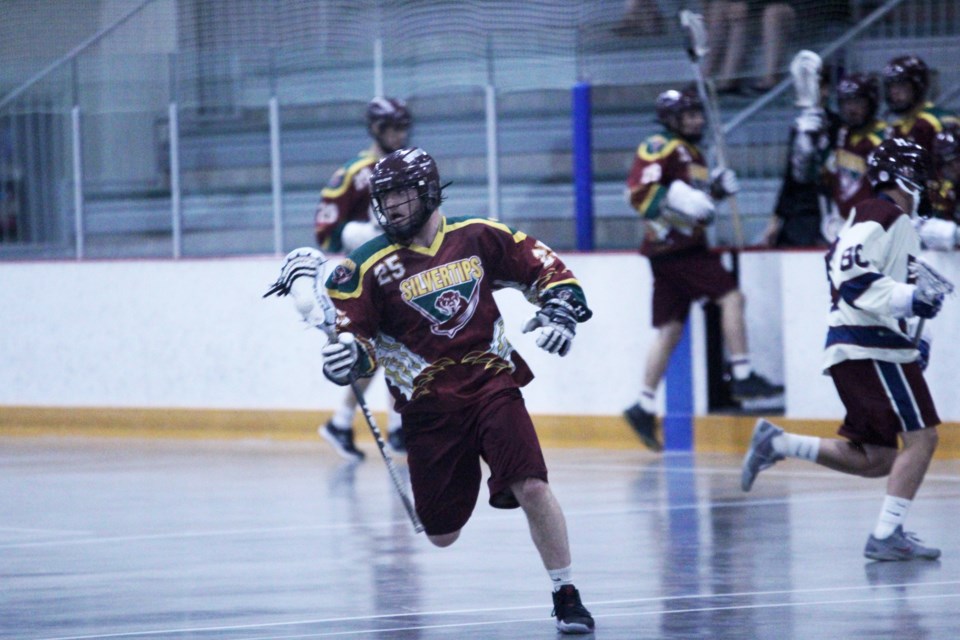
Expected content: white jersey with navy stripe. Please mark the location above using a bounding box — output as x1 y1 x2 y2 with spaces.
823 195 921 372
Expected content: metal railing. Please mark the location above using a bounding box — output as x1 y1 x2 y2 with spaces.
0 0 957 259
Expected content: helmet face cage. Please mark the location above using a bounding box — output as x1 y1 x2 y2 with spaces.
867 138 929 196
837 73 879 125
882 55 929 114
655 88 703 137
370 148 442 241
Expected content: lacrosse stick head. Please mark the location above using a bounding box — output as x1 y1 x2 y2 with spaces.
678 11 709 61
790 50 822 108
909 257 955 302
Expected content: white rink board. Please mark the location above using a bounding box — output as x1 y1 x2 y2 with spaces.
0 250 957 421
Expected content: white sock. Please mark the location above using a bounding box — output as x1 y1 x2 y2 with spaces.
548 565 573 592
330 404 356 430
638 387 657 413
873 495 911 539
730 354 751 381
771 433 820 462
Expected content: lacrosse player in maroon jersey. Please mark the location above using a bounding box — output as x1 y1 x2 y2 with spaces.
882 55 959 219
313 97 411 461
621 86 783 452
820 73 887 242
320 147 595 634
743 139 946 561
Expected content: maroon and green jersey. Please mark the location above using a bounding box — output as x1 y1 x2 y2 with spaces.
887 102 958 159
325 215 591 414
626 130 712 257
313 150 377 252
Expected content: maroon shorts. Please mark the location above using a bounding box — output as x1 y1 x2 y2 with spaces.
402 388 549 536
649 249 738 327
830 359 940 449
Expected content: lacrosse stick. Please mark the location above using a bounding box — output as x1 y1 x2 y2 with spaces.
909 257 955 345
264 248 424 534
790 50 822 109
679 9 744 248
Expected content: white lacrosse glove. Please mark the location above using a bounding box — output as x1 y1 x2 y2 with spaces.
322 333 360 386
709 167 740 200
521 299 578 357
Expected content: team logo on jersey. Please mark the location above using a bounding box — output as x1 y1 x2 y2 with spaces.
330 259 356 285
326 168 346 190
399 257 484 337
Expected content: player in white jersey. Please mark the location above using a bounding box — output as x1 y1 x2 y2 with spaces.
741 138 946 561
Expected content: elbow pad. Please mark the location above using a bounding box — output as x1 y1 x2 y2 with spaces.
663 180 716 223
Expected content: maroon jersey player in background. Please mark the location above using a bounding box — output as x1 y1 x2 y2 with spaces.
621 86 783 452
314 97 411 461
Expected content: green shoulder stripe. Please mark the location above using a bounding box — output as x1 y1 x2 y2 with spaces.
327 235 399 300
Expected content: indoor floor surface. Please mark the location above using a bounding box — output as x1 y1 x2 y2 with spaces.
3 436 960 639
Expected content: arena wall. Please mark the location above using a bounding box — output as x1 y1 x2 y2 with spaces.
1 250 957 454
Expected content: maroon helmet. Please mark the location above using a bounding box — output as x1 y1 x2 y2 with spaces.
882 55 930 114
933 122 960 169
370 147 444 242
867 138 929 197
366 97 412 152
837 73 880 125
655 87 703 138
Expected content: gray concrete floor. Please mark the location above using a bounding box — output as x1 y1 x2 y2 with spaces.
3 436 960 639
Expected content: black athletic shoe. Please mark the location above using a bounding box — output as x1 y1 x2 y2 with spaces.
387 427 406 454
730 372 784 401
552 585 595 634
623 403 663 452
319 421 365 461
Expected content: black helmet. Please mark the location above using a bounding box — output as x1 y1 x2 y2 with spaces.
370 147 443 242
866 138 929 198
836 73 880 125
882 55 930 114
655 87 703 138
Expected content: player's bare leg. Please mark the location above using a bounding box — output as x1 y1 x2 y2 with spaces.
427 530 460 548
512 477 594 634
512 477 571 570
718 288 784 399
887 428 938 499
812 439 897 478
644 320 685 391
624 320 684 450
